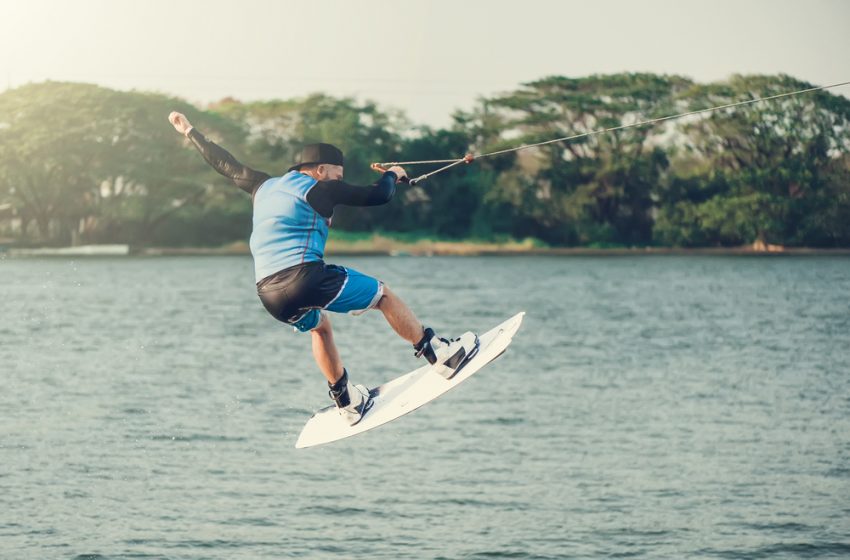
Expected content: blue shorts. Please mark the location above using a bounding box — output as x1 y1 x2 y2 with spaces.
293 267 383 331
256 262 383 333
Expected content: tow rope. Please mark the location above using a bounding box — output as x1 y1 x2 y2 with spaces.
372 80 850 186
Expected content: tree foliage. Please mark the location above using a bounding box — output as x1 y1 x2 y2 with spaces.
0 82 249 245
655 75 850 246
1 74 849 248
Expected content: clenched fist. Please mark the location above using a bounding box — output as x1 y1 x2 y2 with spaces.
387 165 407 182
168 111 193 136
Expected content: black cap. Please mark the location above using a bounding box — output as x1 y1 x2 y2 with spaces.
288 143 344 172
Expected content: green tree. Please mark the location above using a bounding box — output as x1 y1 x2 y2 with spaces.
481 73 693 245
0 82 249 246
657 74 850 246
214 94 407 232
3 75 849 249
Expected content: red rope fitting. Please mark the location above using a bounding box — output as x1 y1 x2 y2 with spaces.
463 153 474 164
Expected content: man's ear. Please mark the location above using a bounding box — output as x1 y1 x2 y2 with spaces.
315 164 326 178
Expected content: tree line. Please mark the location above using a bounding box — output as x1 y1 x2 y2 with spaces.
1 73 849 248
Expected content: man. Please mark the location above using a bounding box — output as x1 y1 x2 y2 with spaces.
168 111 478 425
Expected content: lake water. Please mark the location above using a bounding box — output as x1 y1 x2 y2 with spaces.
2 255 849 559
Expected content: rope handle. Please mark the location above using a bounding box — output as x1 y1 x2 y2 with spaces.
372 154 475 186
370 163 412 185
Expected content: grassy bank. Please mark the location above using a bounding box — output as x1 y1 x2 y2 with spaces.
136 231 850 257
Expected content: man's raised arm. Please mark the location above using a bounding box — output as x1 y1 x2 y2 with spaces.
168 111 270 196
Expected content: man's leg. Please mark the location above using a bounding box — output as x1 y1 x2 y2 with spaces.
310 312 344 384
375 286 425 344
310 311 370 424
323 267 476 378
376 284 479 379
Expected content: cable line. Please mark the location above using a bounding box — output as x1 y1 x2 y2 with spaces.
374 80 850 186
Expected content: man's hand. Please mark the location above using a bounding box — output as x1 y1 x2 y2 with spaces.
168 111 193 136
387 165 407 182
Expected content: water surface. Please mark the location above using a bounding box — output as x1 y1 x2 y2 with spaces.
2 255 849 559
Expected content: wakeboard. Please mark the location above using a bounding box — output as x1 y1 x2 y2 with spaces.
295 312 525 448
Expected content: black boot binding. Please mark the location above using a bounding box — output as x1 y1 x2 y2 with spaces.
414 327 480 379
413 328 440 364
328 368 373 426
328 369 351 408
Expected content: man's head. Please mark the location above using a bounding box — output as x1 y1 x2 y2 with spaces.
290 143 344 180
297 163 344 181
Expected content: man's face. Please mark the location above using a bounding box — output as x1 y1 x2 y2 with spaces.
317 164 344 181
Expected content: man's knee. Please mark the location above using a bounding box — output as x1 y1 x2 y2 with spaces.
376 285 393 309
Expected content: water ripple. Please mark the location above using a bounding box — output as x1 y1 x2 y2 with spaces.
3 255 849 559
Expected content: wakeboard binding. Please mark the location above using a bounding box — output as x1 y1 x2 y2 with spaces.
328 369 373 426
414 327 480 379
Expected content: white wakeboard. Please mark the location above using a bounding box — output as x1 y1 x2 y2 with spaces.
295 312 525 449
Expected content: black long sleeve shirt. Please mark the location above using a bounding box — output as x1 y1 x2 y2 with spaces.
187 128 396 218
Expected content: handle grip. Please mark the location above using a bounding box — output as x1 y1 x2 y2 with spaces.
371 163 410 184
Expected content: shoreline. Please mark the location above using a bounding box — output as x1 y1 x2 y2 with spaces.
141 246 850 257
7 240 850 257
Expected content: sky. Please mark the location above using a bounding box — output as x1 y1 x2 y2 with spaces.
1 0 849 128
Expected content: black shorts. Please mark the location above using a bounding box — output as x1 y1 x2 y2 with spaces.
256 261 383 331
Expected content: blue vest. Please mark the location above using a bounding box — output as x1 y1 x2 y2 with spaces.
250 171 329 282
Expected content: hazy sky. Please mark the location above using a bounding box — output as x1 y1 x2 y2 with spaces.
2 0 849 127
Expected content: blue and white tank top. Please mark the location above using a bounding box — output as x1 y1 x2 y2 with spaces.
250 171 329 282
